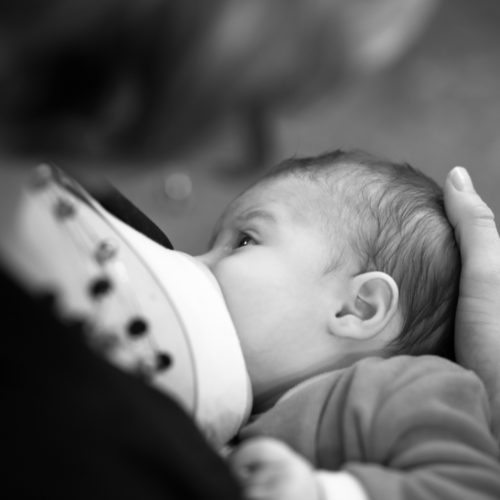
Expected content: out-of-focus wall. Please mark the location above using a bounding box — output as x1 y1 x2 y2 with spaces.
114 0 500 254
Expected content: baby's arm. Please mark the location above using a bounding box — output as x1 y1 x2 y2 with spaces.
229 438 366 500
231 357 500 500
336 357 500 500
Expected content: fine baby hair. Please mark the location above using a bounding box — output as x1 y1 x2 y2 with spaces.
264 149 460 360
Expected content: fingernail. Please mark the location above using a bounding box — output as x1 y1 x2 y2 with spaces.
450 166 474 192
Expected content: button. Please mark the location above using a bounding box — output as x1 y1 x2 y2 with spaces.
94 240 118 264
88 276 113 299
54 198 76 219
156 352 173 371
127 317 148 337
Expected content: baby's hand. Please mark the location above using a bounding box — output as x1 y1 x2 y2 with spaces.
228 437 321 500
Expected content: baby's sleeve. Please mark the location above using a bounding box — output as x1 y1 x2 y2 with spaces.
318 356 500 500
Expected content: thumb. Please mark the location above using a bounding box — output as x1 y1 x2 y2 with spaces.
444 166 500 443
443 166 500 275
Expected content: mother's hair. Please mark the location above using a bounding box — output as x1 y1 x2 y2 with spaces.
0 0 440 163
0 0 230 160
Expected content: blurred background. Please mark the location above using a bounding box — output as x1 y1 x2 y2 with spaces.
108 0 500 254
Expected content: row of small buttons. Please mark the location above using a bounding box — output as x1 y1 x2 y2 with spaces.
32 164 175 378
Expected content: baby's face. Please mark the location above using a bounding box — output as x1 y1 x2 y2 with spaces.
195 177 348 408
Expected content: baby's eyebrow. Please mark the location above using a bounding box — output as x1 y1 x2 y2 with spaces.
235 208 277 226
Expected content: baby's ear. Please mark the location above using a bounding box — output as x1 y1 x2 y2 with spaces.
330 272 399 341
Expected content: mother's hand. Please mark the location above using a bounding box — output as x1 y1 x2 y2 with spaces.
444 167 500 441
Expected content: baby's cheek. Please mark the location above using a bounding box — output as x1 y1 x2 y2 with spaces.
213 260 253 299
212 265 248 321
214 261 273 346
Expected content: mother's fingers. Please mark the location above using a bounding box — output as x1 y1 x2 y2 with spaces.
444 167 500 274
444 166 500 443
443 167 500 328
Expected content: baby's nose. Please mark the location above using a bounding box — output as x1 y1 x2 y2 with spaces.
194 250 218 271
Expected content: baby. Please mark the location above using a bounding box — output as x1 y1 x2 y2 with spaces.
195 149 500 500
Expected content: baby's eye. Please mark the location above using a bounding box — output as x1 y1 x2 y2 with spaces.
235 233 256 249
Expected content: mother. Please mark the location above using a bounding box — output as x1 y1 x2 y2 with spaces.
1 1 499 499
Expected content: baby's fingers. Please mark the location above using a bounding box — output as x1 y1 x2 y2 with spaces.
229 438 290 499
229 438 293 477
228 438 320 500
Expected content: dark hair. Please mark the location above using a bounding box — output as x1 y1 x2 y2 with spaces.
265 149 460 360
0 0 230 161
0 0 346 163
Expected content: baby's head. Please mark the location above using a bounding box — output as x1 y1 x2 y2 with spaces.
196 149 459 410
266 149 461 358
